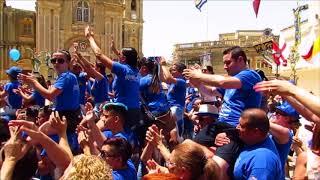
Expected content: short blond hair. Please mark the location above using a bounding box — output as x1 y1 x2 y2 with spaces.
64 154 113 180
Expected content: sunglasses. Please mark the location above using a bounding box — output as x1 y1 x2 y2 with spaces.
275 110 288 116
50 58 65 64
99 150 118 159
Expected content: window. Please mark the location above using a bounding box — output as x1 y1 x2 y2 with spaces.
23 23 32 35
77 1 89 22
21 18 32 36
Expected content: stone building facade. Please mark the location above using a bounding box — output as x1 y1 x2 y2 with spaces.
173 29 276 76
0 0 143 80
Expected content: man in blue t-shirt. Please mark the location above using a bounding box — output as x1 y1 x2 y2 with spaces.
234 109 282 180
0 66 23 120
160 60 186 142
183 46 262 127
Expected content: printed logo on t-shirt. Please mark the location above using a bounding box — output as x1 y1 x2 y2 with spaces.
125 74 139 81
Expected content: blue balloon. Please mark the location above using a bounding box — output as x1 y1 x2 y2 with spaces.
9 49 20 62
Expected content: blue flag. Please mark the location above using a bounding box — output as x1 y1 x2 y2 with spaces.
195 0 207 11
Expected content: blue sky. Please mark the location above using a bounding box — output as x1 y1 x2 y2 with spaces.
6 0 309 59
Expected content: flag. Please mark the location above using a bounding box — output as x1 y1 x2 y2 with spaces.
195 0 207 11
253 0 261 18
302 36 320 63
272 41 287 66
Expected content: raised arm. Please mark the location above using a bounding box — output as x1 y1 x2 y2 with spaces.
269 122 290 144
49 112 73 159
254 80 320 118
285 96 320 123
8 120 72 170
18 73 61 101
183 68 242 89
74 52 104 81
85 26 114 70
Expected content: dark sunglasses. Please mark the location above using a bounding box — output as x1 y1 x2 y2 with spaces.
50 58 65 64
275 110 288 116
99 150 118 158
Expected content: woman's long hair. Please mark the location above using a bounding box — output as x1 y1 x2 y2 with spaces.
140 57 161 94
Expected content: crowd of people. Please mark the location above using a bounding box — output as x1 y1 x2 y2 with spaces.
0 25 319 180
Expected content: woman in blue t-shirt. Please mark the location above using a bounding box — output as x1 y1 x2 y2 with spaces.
18 50 81 132
139 57 169 116
85 26 141 133
14 74 46 107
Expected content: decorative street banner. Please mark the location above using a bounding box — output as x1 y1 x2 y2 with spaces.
253 40 273 54
253 0 261 17
195 0 207 11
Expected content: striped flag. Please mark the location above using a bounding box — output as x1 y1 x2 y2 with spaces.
195 0 207 11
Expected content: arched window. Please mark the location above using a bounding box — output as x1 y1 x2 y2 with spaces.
77 1 89 22
131 0 136 11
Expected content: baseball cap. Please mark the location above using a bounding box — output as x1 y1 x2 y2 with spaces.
276 101 300 120
6 66 22 79
195 104 219 119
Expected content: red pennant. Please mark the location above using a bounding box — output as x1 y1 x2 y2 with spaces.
253 0 261 18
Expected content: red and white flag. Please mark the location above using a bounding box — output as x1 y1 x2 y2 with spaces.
272 41 288 66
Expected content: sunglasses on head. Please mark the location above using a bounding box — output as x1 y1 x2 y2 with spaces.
50 58 65 64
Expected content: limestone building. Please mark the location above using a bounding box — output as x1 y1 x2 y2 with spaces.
0 0 143 80
173 29 276 76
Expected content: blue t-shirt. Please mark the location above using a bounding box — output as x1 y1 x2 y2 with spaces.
112 160 137 180
4 81 22 109
234 136 282 180
111 62 140 109
53 71 80 111
271 130 293 171
139 74 169 115
167 78 186 108
91 74 109 104
217 69 262 126
77 72 87 105
31 91 45 107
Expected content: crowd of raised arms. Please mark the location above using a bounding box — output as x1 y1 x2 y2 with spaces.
0 26 319 180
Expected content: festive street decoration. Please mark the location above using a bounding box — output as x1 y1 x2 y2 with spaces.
272 41 287 66
302 36 320 62
253 0 261 17
288 4 308 83
195 0 207 11
9 49 21 62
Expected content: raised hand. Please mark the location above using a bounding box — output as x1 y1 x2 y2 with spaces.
253 80 296 96
49 111 67 136
17 73 37 85
146 124 164 147
85 26 94 39
8 120 42 143
146 159 162 174
3 127 30 162
77 102 96 132
182 68 202 81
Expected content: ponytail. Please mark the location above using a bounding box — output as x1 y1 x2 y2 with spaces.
150 62 161 94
